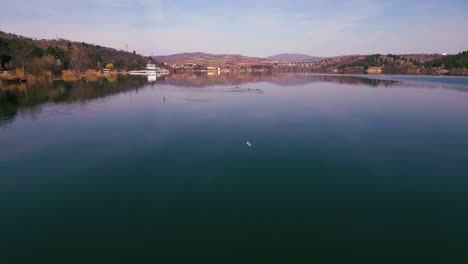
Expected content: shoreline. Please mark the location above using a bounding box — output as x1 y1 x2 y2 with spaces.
2 69 468 85
0 69 130 83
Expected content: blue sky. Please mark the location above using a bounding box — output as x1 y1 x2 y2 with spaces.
1 0 467 57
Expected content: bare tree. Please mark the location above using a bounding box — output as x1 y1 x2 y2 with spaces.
69 49 89 80
11 47 36 72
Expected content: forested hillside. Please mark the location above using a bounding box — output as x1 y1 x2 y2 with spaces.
0 31 154 77
424 51 468 69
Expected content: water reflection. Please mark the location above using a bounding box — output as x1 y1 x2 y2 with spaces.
2 72 468 263
0 90 18 125
0 76 148 126
1 73 468 126
224 87 265 94
147 74 158 82
157 73 400 87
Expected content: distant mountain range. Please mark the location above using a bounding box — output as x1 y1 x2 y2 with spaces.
265 53 322 62
151 51 468 76
151 52 321 66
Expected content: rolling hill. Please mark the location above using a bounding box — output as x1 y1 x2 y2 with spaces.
151 52 274 67
266 53 321 62
151 52 321 67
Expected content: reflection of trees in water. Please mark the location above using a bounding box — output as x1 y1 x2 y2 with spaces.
2 74 466 126
0 90 19 125
224 87 264 94
315 75 397 87
0 76 149 126
159 73 468 91
158 73 399 87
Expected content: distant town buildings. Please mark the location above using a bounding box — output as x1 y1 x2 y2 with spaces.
166 62 320 73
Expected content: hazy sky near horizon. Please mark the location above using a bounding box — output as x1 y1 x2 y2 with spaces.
1 0 468 57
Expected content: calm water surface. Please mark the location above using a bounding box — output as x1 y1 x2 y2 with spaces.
1 74 468 263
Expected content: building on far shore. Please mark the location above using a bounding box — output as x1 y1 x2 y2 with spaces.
207 66 220 72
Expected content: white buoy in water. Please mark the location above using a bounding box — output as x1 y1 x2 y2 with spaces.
246 141 252 147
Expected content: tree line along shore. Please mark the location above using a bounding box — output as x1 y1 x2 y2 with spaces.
2 30 468 84
0 31 163 83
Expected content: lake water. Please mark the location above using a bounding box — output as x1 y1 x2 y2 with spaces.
2 73 468 263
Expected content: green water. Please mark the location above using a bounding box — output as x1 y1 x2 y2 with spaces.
1 74 468 263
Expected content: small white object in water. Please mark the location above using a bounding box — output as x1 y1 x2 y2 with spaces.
246 141 252 147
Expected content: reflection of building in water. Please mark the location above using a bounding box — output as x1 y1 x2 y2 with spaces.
147 75 157 82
